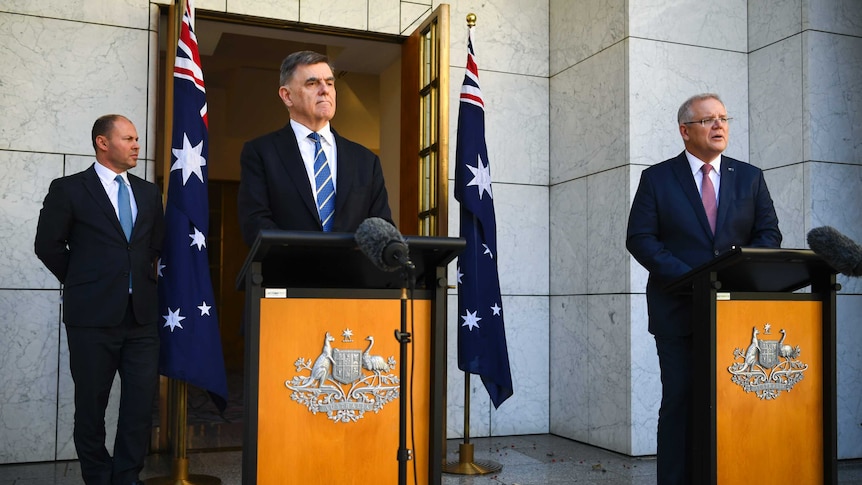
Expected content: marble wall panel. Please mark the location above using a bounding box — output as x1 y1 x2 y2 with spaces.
0 14 149 156
368 0 401 35
400 2 432 34
145 26 159 163
549 0 626 76
0 290 61 463
808 161 862 295
1 0 149 29
629 293 659 456
197 0 226 12
805 31 862 165
224 0 298 21
628 165 649 294
805 0 862 37
587 167 630 294
0 151 63 289
629 0 747 53
763 164 805 250
444 0 548 77
299 0 365 31
493 183 549 296
837 294 862 459
749 35 804 172
549 295 590 442
748 0 802 52
447 68 549 186
629 39 749 168
550 40 626 184
549 178 588 296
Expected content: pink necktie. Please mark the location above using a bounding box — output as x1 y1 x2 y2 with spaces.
701 164 717 234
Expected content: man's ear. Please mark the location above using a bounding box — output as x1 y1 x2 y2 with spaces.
278 85 292 108
679 124 690 141
95 134 108 151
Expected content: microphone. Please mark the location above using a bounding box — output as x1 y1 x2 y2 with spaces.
807 226 862 277
355 217 414 272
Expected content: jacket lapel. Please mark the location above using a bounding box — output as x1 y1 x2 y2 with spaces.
277 124 321 226
82 165 127 240
715 155 735 236
670 152 714 238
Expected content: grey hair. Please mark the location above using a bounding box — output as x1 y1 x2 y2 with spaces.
677 93 724 124
279 51 334 86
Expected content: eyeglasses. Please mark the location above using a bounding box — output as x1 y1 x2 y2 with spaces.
682 117 732 127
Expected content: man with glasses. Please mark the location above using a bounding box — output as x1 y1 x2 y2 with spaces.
626 93 782 484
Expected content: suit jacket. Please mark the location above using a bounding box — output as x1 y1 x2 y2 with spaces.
237 123 393 246
626 152 782 337
35 164 165 327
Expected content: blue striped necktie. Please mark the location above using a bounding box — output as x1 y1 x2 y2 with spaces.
309 132 335 231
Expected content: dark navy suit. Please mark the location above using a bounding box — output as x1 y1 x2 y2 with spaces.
626 151 781 484
35 164 164 485
237 124 392 245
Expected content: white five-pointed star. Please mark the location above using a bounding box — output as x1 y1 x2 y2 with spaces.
163 307 186 332
461 309 482 331
198 301 211 316
491 303 502 316
170 133 207 185
456 267 464 284
189 227 206 250
157 258 166 278
483 244 493 258
466 155 493 200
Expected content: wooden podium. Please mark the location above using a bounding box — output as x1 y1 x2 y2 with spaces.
667 247 839 485
236 230 464 485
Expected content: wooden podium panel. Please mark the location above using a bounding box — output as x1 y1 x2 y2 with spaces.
715 299 823 484
257 297 431 485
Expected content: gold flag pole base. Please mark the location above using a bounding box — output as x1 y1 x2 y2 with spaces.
442 442 502 475
144 457 222 485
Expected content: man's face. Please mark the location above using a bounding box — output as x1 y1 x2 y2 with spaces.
279 62 336 131
679 97 729 162
98 117 139 173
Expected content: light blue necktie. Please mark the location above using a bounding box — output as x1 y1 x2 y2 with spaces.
115 175 133 240
309 132 335 232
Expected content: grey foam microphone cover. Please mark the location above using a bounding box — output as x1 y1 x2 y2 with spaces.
807 226 862 277
355 217 406 272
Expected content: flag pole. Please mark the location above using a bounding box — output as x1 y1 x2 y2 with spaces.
146 1 221 483
442 14 502 476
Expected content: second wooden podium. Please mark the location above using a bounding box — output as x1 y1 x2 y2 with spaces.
236 230 463 485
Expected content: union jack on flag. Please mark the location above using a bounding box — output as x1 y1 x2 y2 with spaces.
454 25 513 409
158 0 228 411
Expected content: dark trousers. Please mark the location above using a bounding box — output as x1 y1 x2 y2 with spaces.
654 335 693 485
65 298 159 485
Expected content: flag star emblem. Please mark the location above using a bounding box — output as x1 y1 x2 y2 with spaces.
466 156 493 200
483 244 493 258
163 307 186 332
490 303 502 316
457 266 464 284
157 258 166 278
461 309 482 331
189 227 206 250
171 132 207 185
198 301 211 316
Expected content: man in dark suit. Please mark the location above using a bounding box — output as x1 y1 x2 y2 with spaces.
35 115 165 485
626 93 782 484
238 50 392 246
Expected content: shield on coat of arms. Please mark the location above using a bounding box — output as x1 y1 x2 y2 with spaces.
757 339 779 368
331 349 362 384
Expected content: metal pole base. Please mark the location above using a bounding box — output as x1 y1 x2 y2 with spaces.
144 457 222 485
442 442 502 475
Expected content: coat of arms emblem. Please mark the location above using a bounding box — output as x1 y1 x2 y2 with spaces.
727 324 807 400
285 330 399 423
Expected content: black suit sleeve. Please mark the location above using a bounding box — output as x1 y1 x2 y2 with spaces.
237 140 280 246
34 178 74 283
746 170 782 248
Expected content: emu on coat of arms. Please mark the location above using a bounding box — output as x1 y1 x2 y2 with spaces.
727 324 808 400
285 330 399 423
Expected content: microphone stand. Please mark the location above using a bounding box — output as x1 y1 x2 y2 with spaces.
394 263 415 485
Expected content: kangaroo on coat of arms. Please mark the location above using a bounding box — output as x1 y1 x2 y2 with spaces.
728 324 807 400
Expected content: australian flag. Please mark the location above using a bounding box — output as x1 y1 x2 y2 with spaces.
454 26 513 409
158 0 228 411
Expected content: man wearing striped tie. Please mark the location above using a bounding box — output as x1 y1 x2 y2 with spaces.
238 50 393 246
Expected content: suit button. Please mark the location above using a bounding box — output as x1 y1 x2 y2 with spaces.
714 250 720 256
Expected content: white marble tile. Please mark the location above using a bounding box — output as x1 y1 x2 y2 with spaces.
804 0 862 37
0 290 60 463
629 0 747 53
493 183 549 296
549 295 590 441
145 28 159 163
299 0 365 30
445 0 548 77
197 0 227 12
763 164 804 250
805 32 862 165
0 0 149 29
748 0 802 52
550 40 626 184
226 0 298 21
0 152 64 289
628 39 749 168
368 0 400 34
837 294 862 459
0 14 150 156
448 68 549 186
587 168 631 294
400 2 432 34
550 178 588 296
749 35 804 171
629 293 659 455
549 0 626 76
807 162 862 295
628 165 650 294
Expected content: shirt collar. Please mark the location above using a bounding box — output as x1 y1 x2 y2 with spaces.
94 160 129 185
290 119 333 146
685 151 722 176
